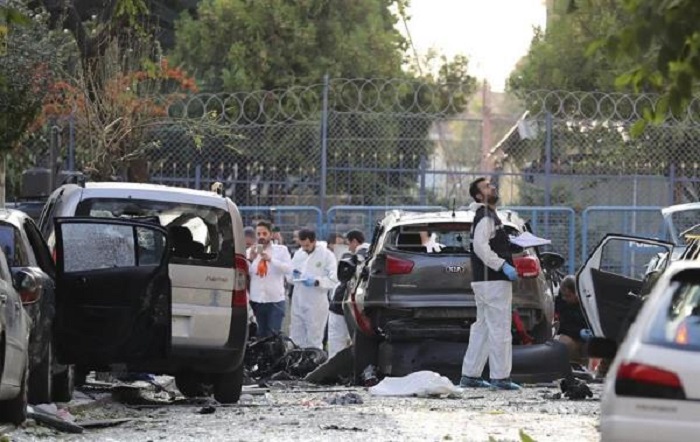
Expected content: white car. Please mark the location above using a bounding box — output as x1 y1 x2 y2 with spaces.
0 249 36 425
39 182 249 403
586 260 700 442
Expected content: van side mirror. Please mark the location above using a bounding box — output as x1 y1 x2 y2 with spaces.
337 258 357 284
587 337 617 359
539 252 565 271
13 269 42 305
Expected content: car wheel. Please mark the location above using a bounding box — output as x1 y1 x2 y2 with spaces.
52 365 74 403
0 362 28 425
175 372 207 398
352 330 379 385
28 341 53 404
213 364 244 404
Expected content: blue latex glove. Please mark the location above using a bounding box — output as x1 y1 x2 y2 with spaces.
579 328 594 341
502 263 518 281
292 269 301 279
302 277 316 287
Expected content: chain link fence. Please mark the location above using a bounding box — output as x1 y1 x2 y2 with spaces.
14 82 700 272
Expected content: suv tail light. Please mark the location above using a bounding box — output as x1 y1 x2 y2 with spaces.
615 362 686 400
513 256 540 278
386 255 414 275
232 254 249 308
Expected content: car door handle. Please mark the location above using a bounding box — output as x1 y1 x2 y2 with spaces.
0 294 6 303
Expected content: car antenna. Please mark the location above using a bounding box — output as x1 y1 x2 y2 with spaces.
451 198 456 218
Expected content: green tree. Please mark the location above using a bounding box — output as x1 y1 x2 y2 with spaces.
0 2 62 204
168 0 476 205
171 0 407 91
508 0 636 94
605 0 700 118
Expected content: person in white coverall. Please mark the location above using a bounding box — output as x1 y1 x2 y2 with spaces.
327 229 368 359
460 177 521 391
290 229 338 350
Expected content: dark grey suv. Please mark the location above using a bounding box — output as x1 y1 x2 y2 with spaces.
339 209 569 383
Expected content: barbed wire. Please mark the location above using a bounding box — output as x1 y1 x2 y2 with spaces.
168 83 700 125
167 78 476 124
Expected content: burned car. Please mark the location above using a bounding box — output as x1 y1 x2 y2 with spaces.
339 209 569 383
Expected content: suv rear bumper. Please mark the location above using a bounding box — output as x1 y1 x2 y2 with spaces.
378 339 571 383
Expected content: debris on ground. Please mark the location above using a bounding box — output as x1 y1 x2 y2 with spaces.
244 334 328 381
27 406 84 434
369 371 462 398
559 377 594 400
75 418 134 429
320 424 366 432
322 392 364 405
361 364 380 387
198 406 216 415
304 346 353 385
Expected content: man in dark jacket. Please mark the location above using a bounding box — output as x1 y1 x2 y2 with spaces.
460 177 521 390
555 275 592 365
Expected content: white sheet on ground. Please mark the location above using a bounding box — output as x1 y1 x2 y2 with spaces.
368 371 463 398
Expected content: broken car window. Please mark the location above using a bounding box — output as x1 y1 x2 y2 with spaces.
62 223 136 272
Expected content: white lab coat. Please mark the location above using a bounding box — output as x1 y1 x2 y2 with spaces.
290 244 338 350
461 202 514 381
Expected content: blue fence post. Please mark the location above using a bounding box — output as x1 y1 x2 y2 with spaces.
320 74 330 214
194 165 201 189
419 155 427 206
669 163 676 206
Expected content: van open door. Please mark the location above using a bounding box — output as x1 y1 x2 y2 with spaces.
53 218 171 367
577 234 673 340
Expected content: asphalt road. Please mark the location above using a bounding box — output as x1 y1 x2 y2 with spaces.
7 380 601 442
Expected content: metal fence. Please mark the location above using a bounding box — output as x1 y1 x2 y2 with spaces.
580 206 667 270
20 82 700 210
234 204 683 278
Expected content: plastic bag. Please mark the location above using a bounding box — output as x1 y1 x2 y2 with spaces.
368 371 462 398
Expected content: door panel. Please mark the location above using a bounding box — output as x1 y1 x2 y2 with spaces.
577 234 673 339
54 218 171 366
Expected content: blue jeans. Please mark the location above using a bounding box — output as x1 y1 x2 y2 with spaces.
250 300 286 338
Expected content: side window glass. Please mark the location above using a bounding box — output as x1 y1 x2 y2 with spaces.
0 224 29 267
61 222 166 273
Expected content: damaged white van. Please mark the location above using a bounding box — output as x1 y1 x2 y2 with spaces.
39 182 249 403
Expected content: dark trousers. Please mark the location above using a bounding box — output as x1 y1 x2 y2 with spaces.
250 300 286 338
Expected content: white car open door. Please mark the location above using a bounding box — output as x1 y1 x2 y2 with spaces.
577 234 673 340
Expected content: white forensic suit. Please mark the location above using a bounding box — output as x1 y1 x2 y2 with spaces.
327 243 369 359
461 202 516 381
290 244 338 349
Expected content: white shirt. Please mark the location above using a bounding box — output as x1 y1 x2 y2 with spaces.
247 244 293 303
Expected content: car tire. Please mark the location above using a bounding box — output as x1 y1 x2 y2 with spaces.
0 362 28 425
175 372 207 398
213 364 244 404
52 364 74 403
28 342 53 404
352 330 379 384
